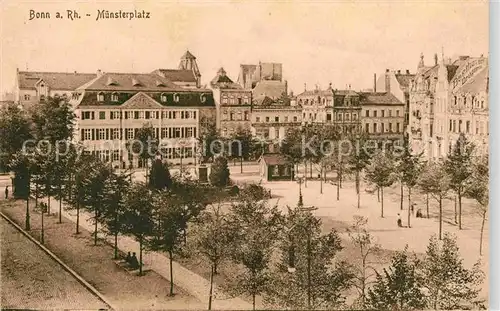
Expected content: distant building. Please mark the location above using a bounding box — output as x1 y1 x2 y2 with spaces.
332 89 362 135
209 67 252 137
359 92 405 143
409 54 489 159
152 50 202 89
258 153 294 181
237 62 287 101
296 84 334 124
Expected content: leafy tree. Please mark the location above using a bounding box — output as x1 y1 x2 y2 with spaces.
464 156 489 255
123 182 155 275
30 96 75 143
366 247 427 311
192 203 237 310
32 144 58 215
198 123 223 163
422 233 485 310
0 103 33 174
227 197 283 310
239 182 271 202
444 133 475 230
347 134 373 209
209 156 230 187
9 151 33 230
127 125 158 179
280 127 304 168
149 189 186 295
265 206 353 310
149 158 172 190
346 216 381 308
418 161 450 239
398 142 423 228
365 151 397 218
229 126 253 173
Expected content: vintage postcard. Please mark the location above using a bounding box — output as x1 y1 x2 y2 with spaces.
0 1 490 310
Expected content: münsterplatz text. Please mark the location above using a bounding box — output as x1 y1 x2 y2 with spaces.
96 9 150 21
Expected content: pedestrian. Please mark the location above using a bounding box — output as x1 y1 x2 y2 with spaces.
397 213 402 227
125 251 132 264
5 186 9 199
129 252 139 269
411 203 415 216
416 209 423 218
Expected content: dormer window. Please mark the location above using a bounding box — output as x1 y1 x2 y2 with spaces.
106 77 118 86
111 92 119 102
97 92 105 102
40 95 46 101
161 93 167 103
156 80 166 87
200 93 206 103
132 78 142 86
173 93 180 103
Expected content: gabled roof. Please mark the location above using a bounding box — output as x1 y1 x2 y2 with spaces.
181 50 196 60
394 73 415 90
446 65 459 82
120 92 164 109
259 154 291 166
210 68 242 89
453 66 489 94
359 92 404 105
18 71 96 90
333 89 359 96
253 95 275 106
76 73 182 91
252 80 286 99
152 69 197 83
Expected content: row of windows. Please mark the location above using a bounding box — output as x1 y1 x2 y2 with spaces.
81 126 197 141
86 147 195 162
221 96 250 105
365 109 401 118
448 119 488 135
453 95 486 109
80 110 197 120
255 115 300 123
364 122 402 134
222 111 249 121
95 92 204 103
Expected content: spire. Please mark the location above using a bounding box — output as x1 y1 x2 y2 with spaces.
179 50 201 88
217 67 227 77
434 53 438 66
418 52 425 69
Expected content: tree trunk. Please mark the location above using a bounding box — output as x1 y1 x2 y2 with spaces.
480 209 486 256
304 160 307 187
356 171 361 209
400 182 404 210
47 191 51 215
58 184 62 224
439 196 443 240
320 165 323 194
458 191 462 230
252 293 256 311
213 261 218 275
426 193 429 218
380 187 384 218
336 169 340 201
25 197 30 231
454 195 458 224
139 237 143 276
76 201 80 234
208 265 214 310
339 165 343 188
309 162 312 179
114 232 118 260
169 249 174 295
94 209 98 246
377 187 380 202
408 187 412 228
41 206 45 244
240 157 243 173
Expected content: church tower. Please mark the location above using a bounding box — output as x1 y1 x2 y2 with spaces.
179 50 202 88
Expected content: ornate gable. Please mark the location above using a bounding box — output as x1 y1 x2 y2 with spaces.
121 92 163 109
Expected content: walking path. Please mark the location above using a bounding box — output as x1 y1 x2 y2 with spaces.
38 196 251 310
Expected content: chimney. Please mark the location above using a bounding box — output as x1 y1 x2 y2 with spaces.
284 80 288 95
374 73 377 92
385 69 391 92
434 53 438 66
74 71 77 75
397 70 401 74
304 83 307 91
386 69 389 73
406 69 410 74
97 69 102 77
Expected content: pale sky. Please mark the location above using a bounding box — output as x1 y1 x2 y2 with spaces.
0 0 489 97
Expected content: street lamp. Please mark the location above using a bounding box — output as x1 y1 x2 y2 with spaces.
296 173 304 207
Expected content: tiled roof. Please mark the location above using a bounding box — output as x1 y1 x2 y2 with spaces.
446 65 459 82
18 71 96 90
334 89 359 96
394 73 415 90
153 69 197 83
259 154 290 166
297 88 333 97
252 80 286 99
76 73 184 91
253 95 275 106
454 66 489 94
210 68 242 89
359 92 404 105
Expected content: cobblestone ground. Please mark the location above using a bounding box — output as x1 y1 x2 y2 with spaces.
1 217 108 310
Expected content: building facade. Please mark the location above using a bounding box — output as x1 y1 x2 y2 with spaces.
237 62 287 101
410 54 489 159
359 92 405 143
71 70 215 168
333 89 362 135
209 68 252 137
296 85 334 124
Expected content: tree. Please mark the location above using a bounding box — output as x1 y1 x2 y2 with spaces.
30 95 75 143
347 134 373 209
229 126 253 173
265 206 353 310
346 216 381 308
198 123 223 163
102 171 130 259
209 156 230 187
422 233 485 310
149 158 172 190
280 127 304 175
365 151 397 218
418 161 450 240
227 197 283 310
444 133 475 230
366 247 427 310
127 125 158 179
192 203 237 310
9 151 33 230
123 182 155 276
149 189 186 295
0 103 33 175
464 156 489 255
398 143 423 228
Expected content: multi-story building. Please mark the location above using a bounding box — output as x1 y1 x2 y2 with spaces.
410 54 489 159
14 70 96 109
151 50 202 89
71 71 215 168
209 67 252 137
296 85 334 124
237 62 287 101
332 89 362 135
359 92 405 143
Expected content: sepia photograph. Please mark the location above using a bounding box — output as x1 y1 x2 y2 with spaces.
0 1 491 310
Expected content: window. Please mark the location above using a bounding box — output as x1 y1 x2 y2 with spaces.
24 94 31 101
452 120 456 132
193 111 197 119
112 128 120 140
381 123 385 133
256 117 261 122
381 110 385 117
396 110 400 117
352 113 357 120
98 129 106 140
186 127 194 137
284 116 289 122
275 116 279 122
373 110 378 117
134 111 139 119
112 150 120 161
388 110 392 117
389 123 393 132
244 111 249 121
99 111 106 120
345 113 350 121
126 128 134 139
238 98 242 105
266 117 270 122
145 111 151 119
396 123 400 133
97 92 105 102
83 129 91 140
81 111 92 120
365 110 369 117
326 114 332 121
173 127 181 138
161 93 167 103
365 123 369 133
338 113 343 121
373 123 377 133
466 121 470 133
458 120 463 132
230 112 234 121
293 116 298 122
111 93 119 102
